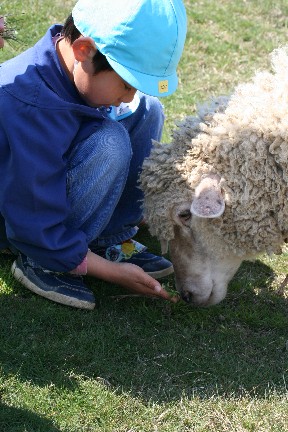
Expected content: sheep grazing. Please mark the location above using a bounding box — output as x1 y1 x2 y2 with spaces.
140 45 288 306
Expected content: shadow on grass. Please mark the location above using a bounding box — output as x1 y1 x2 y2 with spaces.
0 403 61 432
0 249 287 406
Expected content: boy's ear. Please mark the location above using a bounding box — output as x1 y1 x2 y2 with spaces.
72 37 97 62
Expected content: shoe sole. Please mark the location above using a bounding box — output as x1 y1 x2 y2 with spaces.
11 261 95 310
146 265 174 279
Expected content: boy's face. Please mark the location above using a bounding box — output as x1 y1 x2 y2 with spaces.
73 61 137 108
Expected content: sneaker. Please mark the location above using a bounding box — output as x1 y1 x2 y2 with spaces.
11 253 96 310
93 239 174 279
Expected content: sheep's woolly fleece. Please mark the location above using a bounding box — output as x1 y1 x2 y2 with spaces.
140 46 288 257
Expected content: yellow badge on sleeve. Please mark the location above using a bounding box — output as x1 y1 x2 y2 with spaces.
158 80 168 94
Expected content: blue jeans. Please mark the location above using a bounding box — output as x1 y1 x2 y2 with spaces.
66 93 164 248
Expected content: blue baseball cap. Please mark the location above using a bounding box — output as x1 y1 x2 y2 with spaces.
72 0 187 97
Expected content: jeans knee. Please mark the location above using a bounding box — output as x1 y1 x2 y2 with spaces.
69 119 132 173
99 120 132 168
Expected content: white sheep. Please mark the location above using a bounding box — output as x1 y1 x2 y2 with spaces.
140 45 288 306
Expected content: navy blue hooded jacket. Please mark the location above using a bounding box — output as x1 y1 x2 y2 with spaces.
0 25 105 272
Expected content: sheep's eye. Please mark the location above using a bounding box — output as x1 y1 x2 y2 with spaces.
178 209 191 221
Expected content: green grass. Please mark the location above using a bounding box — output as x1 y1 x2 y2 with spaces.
0 1 288 431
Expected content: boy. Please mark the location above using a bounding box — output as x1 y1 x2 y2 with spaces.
0 0 187 310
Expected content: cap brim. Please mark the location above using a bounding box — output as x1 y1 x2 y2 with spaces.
106 57 178 98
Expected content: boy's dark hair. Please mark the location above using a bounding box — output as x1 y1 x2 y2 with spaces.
62 14 113 74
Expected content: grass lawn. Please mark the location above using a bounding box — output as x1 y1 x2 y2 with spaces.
0 1 288 431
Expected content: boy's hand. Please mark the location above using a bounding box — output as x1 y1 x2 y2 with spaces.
87 250 178 303
110 262 179 302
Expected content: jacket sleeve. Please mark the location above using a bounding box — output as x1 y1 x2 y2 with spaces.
0 95 90 272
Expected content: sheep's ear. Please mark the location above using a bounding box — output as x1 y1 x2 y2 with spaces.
191 174 225 218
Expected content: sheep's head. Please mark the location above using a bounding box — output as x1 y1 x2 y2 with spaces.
141 142 244 306
168 174 244 306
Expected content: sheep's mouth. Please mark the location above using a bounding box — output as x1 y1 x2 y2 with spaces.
180 287 214 307
179 277 219 306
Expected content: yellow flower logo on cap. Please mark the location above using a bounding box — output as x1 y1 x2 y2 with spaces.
158 80 168 94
